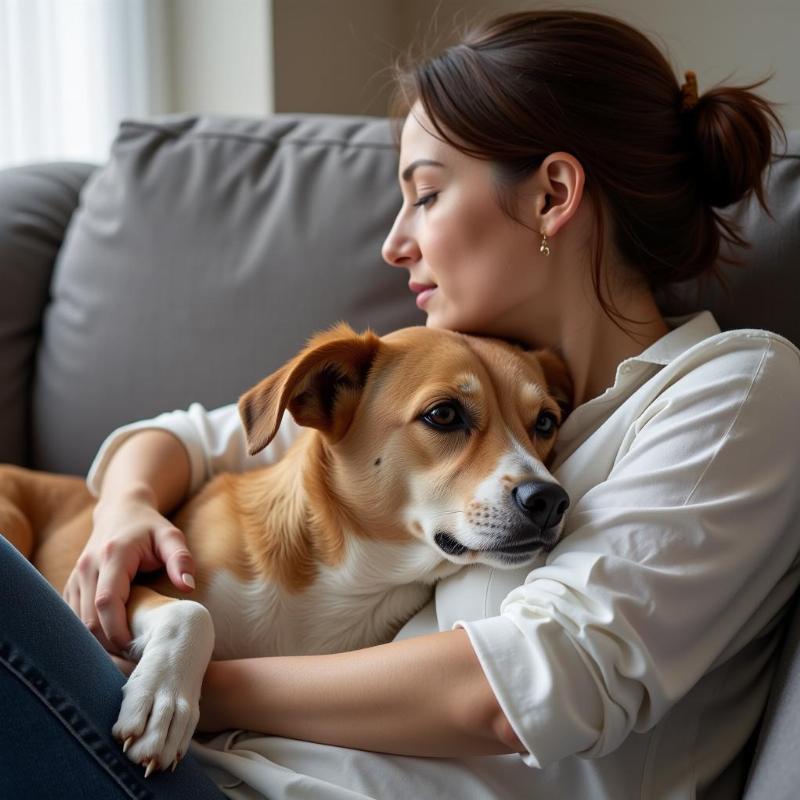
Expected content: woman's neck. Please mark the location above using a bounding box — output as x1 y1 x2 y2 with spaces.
559 292 670 407
502 277 670 409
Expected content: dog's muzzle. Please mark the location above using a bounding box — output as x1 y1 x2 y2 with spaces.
434 480 570 559
491 480 569 554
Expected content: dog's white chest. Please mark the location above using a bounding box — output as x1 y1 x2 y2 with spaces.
203 537 451 658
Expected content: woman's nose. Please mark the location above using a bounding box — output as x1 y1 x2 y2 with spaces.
381 219 420 267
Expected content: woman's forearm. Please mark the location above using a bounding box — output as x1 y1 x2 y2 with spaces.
96 429 191 512
201 628 526 758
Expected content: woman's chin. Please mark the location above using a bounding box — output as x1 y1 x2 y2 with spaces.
422 294 495 333
424 302 480 332
425 308 472 332
425 311 450 329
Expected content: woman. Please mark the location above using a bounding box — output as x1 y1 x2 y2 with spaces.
4 9 797 799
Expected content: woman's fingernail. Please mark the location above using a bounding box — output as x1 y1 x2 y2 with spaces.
181 573 196 590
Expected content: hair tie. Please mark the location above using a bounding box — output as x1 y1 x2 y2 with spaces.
680 70 699 112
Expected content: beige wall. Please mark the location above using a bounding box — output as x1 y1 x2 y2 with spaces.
167 0 273 115
272 0 404 116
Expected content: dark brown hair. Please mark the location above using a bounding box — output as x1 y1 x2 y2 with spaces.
388 9 787 335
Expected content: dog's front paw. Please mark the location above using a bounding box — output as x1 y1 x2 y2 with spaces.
111 596 214 774
112 657 200 775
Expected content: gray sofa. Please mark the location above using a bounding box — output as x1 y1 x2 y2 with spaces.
0 113 798 798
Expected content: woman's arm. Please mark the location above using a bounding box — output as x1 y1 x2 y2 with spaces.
95 428 192 513
200 628 527 757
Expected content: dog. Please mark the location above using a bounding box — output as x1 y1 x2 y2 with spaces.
0 322 572 776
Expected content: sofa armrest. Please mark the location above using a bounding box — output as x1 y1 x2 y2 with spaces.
0 162 97 466
743 594 800 800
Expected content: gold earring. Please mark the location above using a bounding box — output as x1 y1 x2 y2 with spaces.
539 232 550 256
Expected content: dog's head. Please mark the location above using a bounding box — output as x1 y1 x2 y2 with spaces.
238 322 573 569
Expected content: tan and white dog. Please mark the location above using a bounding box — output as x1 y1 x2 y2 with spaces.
0 322 572 776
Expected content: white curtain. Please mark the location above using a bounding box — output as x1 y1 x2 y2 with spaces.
0 0 168 169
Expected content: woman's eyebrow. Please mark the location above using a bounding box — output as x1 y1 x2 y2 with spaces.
401 159 446 182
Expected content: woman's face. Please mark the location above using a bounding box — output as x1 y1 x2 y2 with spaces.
381 102 550 337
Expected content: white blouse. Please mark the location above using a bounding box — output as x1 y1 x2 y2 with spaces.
87 310 800 800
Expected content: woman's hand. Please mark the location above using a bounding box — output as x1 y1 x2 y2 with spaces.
109 653 136 678
63 485 196 655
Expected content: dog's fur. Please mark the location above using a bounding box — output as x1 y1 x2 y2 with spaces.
0 322 572 774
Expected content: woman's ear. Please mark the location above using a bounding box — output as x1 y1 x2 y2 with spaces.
538 152 586 239
238 322 382 454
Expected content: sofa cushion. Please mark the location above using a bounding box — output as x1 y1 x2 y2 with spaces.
31 114 424 475
0 162 96 466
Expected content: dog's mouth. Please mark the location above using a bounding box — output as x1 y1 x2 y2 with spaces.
433 530 557 559
434 531 469 556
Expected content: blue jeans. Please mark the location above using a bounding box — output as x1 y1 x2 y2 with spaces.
0 535 226 799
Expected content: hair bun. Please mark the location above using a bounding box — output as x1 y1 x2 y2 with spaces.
686 74 785 209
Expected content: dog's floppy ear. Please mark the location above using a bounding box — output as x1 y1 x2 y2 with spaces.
531 349 574 419
238 322 382 455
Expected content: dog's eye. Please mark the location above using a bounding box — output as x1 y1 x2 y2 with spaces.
534 411 558 438
422 402 465 431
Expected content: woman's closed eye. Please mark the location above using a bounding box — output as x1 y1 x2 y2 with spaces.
413 192 438 209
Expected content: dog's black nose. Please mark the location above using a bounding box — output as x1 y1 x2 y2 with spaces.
512 481 570 529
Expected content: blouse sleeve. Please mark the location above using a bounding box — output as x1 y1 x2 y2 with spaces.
85 402 304 499
453 335 800 768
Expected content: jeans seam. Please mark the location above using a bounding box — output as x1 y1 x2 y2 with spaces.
0 638 152 800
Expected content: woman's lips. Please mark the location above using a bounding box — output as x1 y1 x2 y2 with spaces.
415 287 438 309
409 281 438 310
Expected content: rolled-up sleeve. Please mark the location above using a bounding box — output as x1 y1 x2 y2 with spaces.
454 337 800 768
86 402 303 498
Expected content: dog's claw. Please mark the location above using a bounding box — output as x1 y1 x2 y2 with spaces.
123 736 134 753
171 759 178 772
144 759 157 778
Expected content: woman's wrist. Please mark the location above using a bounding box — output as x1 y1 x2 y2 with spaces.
198 659 240 733
94 429 192 516
93 482 158 525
